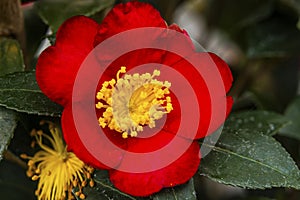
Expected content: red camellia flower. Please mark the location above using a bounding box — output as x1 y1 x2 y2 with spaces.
36 1 233 197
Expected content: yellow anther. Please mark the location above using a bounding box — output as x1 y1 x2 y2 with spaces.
81 180 87 187
166 106 172 113
117 66 127 80
87 167 94 174
28 160 34 166
75 192 80 197
153 69 160 76
96 92 103 100
26 170 34 177
79 193 86 199
96 102 103 109
122 132 128 139
37 130 43 136
73 179 78 187
86 172 91 179
32 175 39 181
89 179 95 187
109 79 116 86
35 168 41 174
35 190 40 196
20 153 28 159
103 81 109 87
120 66 126 73
130 131 138 137
96 67 172 139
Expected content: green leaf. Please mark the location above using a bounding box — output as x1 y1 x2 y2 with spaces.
78 170 138 200
0 107 17 161
152 179 197 200
79 170 196 200
225 110 290 136
0 38 23 162
280 97 300 140
199 112 300 189
0 38 24 75
244 15 300 58
0 71 62 117
34 0 115 32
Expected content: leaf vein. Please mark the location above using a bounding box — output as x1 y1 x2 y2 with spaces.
200 142 288 176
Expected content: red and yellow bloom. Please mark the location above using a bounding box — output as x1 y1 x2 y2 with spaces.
36 1 233 197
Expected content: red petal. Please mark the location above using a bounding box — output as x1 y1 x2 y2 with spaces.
94 1 167 45
36 16 98 106
159 51 233 139
109 141 200 197
97 48 166 82
207 52 233 93
226 96 234 117
168 23 189 36
125 129 175 153
62 105 125 169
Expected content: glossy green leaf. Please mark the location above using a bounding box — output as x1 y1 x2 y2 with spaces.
280 97 300 140
0 107 17 161
245 16 300 58
34 0 115 32
77 170 138 200
0 38 24 75
0 71 62 117
0 38 23 162
199 112 300 189
152 179 196 200
78 170 196 200
225 110 290 136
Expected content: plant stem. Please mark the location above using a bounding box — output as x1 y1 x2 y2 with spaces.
3 150 27 169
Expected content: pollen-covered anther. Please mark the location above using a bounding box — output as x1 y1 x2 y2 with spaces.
96 66 173 138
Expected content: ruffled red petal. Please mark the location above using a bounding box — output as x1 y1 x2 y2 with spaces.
36 16 98 106
94 1 167 45
62 105 126 169
109 141 200 197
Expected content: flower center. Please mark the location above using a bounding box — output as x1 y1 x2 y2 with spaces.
96 66 173 138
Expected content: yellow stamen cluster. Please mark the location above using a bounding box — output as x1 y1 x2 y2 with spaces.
21 121 94 200
96 66 173 138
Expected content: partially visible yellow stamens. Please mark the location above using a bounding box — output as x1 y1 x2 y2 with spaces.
21 121 94 200
96 67 173 138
